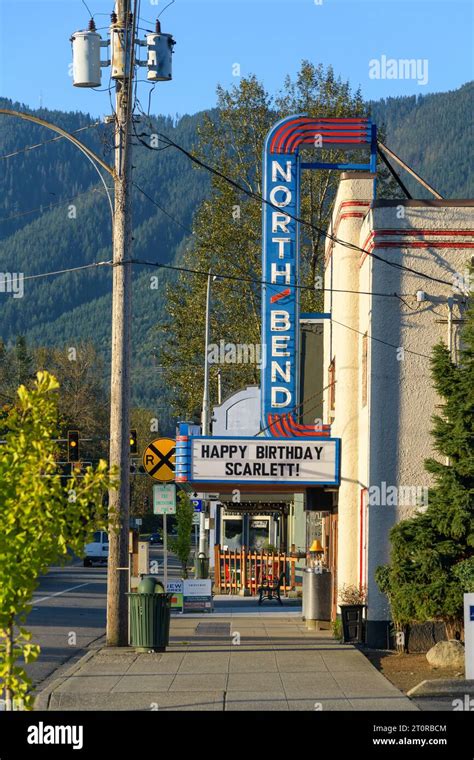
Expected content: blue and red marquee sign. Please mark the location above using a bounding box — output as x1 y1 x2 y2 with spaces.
175 116 376 486
261 115 376 438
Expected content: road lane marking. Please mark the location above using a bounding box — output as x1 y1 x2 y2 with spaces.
32 582 92 605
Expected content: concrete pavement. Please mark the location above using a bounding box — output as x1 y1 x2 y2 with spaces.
35 614 418 712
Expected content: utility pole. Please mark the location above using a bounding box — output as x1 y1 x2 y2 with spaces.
69 1 175 642
107 0 134 646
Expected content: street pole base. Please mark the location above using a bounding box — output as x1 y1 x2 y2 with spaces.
305 619 330 631
239 587 251 597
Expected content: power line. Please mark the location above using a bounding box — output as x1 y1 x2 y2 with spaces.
1 260 430 363
330 317 431 359
128 253 410 300
158 0 175 19
0 122 103 161
0 187 112 223
81 0 93 18
127 260 431 359
21 261 112 282
155 132 456 288
133 180 194 232
131 183 413 300
133 178 276 287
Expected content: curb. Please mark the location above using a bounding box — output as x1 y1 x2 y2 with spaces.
34 649 97 711
407 678 474 698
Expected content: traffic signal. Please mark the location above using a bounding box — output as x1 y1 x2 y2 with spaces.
130 429 138 455
67 430 80 462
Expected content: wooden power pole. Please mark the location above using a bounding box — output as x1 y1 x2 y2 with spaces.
106 0 134 646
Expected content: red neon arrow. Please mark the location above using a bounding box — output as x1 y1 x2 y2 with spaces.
270 288 291 304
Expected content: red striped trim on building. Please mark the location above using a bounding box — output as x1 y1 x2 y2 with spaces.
324 201 372 267
360 229 474 266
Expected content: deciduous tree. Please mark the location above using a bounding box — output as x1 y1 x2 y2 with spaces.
0 372 116 709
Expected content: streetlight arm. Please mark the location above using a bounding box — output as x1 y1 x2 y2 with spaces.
0 108 114 221
0 109 115 177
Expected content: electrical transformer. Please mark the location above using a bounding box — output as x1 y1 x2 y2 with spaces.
146 31 175 81
71 30 102 88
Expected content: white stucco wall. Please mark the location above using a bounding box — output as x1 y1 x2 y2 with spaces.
324 184 473 624
324 174 376 598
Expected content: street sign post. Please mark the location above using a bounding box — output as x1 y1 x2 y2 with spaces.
153 484 176 590
143 437 176 482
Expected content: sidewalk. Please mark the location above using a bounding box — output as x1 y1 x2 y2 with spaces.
35 611 418 711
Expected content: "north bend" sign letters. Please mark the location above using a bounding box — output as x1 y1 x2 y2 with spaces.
261 141 299 426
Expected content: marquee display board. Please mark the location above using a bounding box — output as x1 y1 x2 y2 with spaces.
186 436 340 486
261 115 376 438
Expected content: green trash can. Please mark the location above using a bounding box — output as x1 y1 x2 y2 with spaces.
127 579 172 652
137 576 165 594
195 552 209 579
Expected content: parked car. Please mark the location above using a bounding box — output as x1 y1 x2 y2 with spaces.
84 530 109 566
149 532 162 545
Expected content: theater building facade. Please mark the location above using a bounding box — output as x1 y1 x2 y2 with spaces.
175 116 473 646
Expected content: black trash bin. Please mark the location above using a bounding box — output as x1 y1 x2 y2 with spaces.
340 604 366 644
127 578 172 652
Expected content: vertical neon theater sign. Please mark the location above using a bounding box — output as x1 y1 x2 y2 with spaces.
261 115 376 438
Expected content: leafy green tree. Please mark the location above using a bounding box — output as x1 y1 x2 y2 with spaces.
376 297 474 638
169 491 194 579
160 62 395 417
0 371 116 709
35 342 110 463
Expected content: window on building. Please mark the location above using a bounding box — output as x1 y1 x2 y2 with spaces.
328 358 336 416
362 333 368 407
222 518 243 550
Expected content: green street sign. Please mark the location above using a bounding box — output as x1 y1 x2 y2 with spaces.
153 484 176 515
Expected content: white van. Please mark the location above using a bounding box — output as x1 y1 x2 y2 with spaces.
84 530 109 567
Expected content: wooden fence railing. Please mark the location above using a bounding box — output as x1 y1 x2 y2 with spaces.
214 545 298 595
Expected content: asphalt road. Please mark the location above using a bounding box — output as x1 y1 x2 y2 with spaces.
26 544 183 690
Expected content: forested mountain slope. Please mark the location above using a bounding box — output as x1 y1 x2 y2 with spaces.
0 83 471 426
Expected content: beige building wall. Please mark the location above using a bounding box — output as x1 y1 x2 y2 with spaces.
324 179 473 647
323 174 375 599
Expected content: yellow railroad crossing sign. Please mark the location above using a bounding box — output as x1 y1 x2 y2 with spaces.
142 437 176 482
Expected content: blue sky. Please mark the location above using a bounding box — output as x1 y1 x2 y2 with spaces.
0 0 472 118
